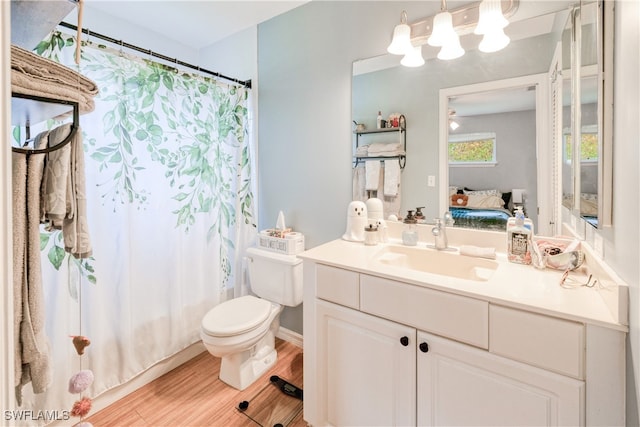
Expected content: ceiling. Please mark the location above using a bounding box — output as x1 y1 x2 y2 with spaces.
82 0 309 49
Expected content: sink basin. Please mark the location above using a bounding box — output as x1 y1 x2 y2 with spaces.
373 245 498 282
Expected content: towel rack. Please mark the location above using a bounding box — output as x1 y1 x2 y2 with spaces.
352 115 406 169
11 93 79 154
353 155 406 169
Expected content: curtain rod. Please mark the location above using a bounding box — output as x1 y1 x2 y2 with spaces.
58 21 252 89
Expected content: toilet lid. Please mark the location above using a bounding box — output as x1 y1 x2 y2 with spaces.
202 295 272 337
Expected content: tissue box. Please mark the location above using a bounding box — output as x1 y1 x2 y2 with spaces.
258 230 305 255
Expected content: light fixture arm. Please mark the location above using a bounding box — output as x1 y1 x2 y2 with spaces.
410 0 519 46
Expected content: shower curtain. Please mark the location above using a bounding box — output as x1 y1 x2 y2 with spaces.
18 32 257 422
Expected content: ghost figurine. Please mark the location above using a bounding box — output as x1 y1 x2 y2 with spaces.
342 201 368 242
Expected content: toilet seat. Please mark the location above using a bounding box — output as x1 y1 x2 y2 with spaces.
202 295 272 337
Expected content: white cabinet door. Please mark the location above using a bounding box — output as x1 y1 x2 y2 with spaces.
316 300 416 427
417 331 584 427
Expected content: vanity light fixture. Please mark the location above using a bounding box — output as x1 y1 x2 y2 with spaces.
474 0 511 52
428 0 464 60
387 11 414 55
389 0 519 66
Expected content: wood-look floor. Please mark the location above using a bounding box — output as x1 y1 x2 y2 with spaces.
85 339 305 427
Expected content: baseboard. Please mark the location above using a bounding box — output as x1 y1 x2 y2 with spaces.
276 326 303 349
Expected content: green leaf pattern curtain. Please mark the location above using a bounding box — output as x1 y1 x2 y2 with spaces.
20 32 257 418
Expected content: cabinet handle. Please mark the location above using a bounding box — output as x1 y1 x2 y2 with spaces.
419 342 429 353
400 336 409 346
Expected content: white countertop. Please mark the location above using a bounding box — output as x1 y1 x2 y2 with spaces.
299 238 628 332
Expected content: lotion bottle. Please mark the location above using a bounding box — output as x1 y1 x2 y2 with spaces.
377 111 383 129
507 208 532 264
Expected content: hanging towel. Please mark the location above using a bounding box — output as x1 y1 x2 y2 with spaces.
365 160 381 191
352 165 367 202
41 124 92 258
13 131 52 405
40 125 72 226
383 160 400 197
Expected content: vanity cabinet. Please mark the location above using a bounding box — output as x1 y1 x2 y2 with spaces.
304 261 624 427
417 330 582 426
316 300 416 426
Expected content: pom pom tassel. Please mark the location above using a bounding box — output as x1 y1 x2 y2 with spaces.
68 370 94 394
70 396 92 418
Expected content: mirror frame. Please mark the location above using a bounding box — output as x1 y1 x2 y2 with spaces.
439 74 553 235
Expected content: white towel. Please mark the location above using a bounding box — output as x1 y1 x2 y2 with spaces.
365 161 380 191
355 145 368 156
352 165 367 201
367 142 401 155
459 245 496 259
383 160 400 196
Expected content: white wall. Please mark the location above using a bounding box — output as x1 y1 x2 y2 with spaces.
200 26 257 83
612 0 640 423
65 6 200 68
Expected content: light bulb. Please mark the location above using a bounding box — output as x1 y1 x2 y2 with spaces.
401 45 425 67
479 28 510 53
428 11 454 47
437 35 465 60
475 0 509 35
387 22 413 55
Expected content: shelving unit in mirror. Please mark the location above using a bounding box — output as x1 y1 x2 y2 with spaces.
353 115 406 169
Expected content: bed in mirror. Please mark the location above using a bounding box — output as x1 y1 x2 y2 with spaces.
442 76 544 233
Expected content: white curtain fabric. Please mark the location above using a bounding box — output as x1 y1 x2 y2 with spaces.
18 32 257 423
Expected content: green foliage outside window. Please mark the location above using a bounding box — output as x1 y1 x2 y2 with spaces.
565 133 598 161
449 138 495 163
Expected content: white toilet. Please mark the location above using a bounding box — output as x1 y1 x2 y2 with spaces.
200 246 303 390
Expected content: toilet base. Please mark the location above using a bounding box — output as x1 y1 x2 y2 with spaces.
219 334 277 390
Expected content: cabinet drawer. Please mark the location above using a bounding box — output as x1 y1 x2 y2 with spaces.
360 275 488 348
490 305 585 379
316 264 360 309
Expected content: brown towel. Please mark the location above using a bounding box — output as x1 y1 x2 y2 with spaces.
13 131 52 406
11 44 98 114
41 124 92 258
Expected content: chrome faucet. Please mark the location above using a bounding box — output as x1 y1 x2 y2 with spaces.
431 212 454 251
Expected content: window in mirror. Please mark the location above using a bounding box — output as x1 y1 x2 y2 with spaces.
563 125 598 163
448 133 497 166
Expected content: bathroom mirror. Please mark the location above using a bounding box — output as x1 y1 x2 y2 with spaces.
352 3 572 233
562 0 613 230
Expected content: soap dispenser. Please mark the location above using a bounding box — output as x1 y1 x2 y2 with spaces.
402 210 418 246
507 207 532 265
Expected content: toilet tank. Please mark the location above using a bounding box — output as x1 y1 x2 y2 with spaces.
246 247 303 306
